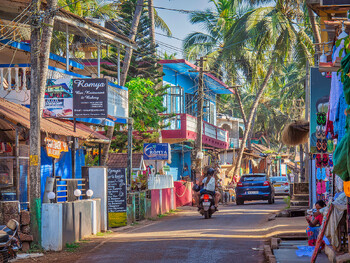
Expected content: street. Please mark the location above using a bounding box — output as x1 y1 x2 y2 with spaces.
75 199 286 263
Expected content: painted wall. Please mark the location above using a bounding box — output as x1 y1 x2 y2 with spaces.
168 149 192 181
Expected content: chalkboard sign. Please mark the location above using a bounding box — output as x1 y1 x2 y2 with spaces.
107 168 127 213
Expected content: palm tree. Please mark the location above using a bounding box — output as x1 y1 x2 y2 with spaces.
223 0 314 179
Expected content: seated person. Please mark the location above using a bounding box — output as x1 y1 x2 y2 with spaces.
306 200 326 246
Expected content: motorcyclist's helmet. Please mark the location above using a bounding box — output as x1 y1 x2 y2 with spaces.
207 168 215 176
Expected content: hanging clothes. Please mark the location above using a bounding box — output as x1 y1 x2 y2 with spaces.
329 43 345 122
334 94 348 142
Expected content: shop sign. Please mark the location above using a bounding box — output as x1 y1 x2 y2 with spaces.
45 138 68 159
143 143 170 160
43 79 73 117
73 78 108 118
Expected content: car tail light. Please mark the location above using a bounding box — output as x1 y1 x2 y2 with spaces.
283 182 289 186
237 182 243 187
203 194 210 200
263 181 270 186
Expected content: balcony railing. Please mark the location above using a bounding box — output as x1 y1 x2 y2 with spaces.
162 113 228 149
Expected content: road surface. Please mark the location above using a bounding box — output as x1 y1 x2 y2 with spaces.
76 199 286 263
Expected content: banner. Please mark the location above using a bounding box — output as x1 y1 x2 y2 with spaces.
73 78 108 118
43 79 73 117
143 143 170 160
45 138 69 159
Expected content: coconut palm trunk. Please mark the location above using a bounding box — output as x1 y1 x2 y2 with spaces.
120 0 145 86
231 64 273 179
101 0 144 166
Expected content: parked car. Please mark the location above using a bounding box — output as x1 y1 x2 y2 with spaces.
270 176 290 196
235 173 275 205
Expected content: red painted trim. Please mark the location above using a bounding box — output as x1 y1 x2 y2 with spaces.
161 113 228 149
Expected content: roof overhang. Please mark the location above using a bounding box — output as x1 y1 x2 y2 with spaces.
0 0 137 50
159 59 233 95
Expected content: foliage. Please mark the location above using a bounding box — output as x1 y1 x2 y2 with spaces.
65 242 80 252
110 78 168 152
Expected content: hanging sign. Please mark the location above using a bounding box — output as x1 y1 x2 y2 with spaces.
43 79 73 118
45 138 69 159
143 143 170 160
73 78 108 118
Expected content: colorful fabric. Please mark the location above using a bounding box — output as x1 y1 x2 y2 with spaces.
334 94 347 142
306 214 323 246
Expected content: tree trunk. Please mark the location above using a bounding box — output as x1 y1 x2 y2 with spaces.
148 0 156 48
231 64 274 180
120 0 144 86
39 0 58 112
247 107 257 150
233 86 247 127
103 0 144 165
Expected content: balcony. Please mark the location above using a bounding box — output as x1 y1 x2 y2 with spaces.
162 114 228 149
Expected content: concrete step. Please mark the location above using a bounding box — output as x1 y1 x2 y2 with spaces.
290 200 309 207
291 194 309 201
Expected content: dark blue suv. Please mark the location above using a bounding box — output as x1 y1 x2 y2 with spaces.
235 174 275 205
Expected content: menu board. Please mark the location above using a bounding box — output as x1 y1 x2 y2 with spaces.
73 78 108 118
107 168 127 213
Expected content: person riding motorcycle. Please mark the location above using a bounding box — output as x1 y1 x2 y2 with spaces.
195 168 221 211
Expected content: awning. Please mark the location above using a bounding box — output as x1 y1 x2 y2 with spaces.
0 98 109 143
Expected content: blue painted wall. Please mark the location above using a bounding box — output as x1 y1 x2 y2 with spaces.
167 146 192 181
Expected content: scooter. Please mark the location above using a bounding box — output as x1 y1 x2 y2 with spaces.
199 191 216 219
0 219 21 263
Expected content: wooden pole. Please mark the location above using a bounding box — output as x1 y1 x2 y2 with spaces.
29 0 57 243
29 0 42 244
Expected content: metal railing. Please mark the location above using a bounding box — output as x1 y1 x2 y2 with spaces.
55 177 88 203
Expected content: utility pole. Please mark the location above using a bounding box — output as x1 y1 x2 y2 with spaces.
304 60 310 183
29 0 41 244
29 0 57 243
127 118 133 188
195 57 205 182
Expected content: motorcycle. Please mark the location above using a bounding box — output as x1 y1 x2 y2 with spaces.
199 191 216 219
0 219 21 263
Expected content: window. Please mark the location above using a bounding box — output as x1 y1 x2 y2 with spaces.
164 86 184 114
185 93 196 116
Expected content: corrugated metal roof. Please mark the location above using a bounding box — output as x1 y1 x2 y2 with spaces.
0 98 108 141
107 153 143 169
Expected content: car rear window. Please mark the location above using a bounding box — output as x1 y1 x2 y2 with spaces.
270 177 288 183
241 176 266 182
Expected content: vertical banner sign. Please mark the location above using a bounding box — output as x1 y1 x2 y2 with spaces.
107 168 127 227
73 78 108 118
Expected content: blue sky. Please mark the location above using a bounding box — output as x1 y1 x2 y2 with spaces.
154 0 213 58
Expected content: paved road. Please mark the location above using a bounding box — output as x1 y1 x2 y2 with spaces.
77 199 286 263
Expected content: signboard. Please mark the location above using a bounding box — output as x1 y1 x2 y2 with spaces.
143 143 170 160
107 168 127 228
43 79 73 117
107 168 127 213
73 78 108 118
310 68 331 152
321 0 350 6
44 138 69 159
